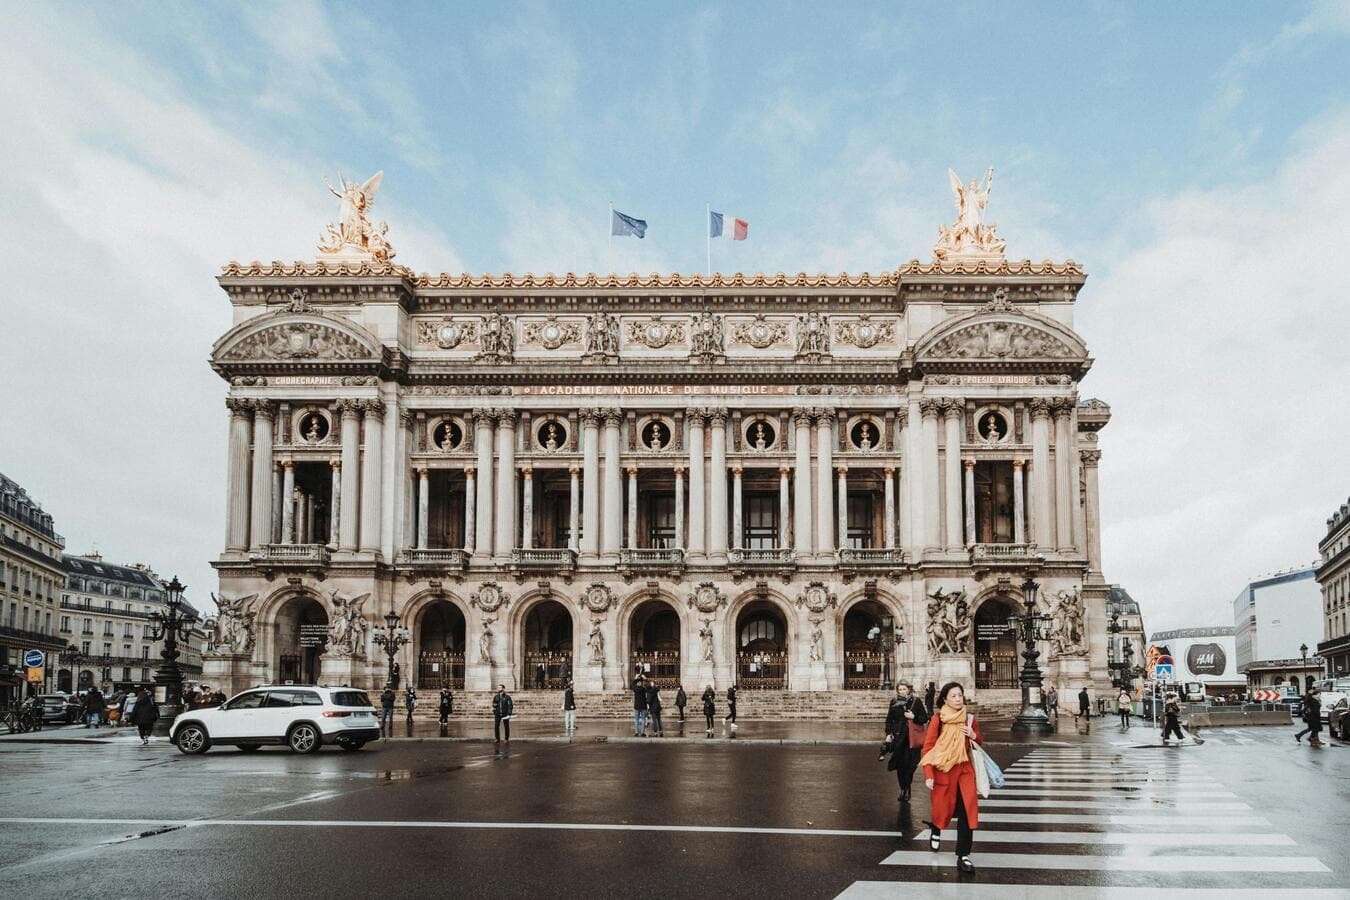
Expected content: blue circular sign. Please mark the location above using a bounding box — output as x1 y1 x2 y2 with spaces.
24 649 45 668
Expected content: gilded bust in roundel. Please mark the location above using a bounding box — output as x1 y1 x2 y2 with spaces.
580 583 614 614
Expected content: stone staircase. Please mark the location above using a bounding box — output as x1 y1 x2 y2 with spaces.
399 689 1020 721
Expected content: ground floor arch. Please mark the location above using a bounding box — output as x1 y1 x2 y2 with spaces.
628 599 681 688
841 599 893 690
735 599 789 689
522 599 574 690
275 595 328 685
417 600 466 690
974 595 1019 689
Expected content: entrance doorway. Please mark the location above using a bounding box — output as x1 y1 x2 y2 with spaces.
736 601 787 689
629 601 680 688
842 601 888 689
974 597 1018 689
522 600 573 690
418 602 466 689
276 597 328 684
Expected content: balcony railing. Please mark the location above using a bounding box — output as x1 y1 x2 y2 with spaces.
836 547 906 569
970 543 1042 563
402 548 469 569
252 544 331 564
510 548 577 573
726 547 795 567
618 547 686 573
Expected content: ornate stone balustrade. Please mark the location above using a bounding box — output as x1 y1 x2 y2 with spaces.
617 547 686 580
254 544 331 564
835 547 907 581
969 543 1043 574
726 548 795 579
402 548 469 569
509 548 577 574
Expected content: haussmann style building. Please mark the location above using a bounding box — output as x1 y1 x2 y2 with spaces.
203 170 1115 716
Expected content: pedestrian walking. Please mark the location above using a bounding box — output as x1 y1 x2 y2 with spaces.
725 683 738 725
1294 688 1323 746
562 681 577 735
1160 691 1203 745
632 674 649 736
882 680 930 802
701 684 716 736
438 687 453 724
390 662 401 690
404 686 417 720
1046 685 1059 719
536 661 547 690
82 687 104 728
924 681 937 716
675 685 687 722
492 684 513 743
1077 686 1090 718
647 681 664 737
559 657 571 686
379 686 396 736
920 681 983 875
128 687 158 745
1117 689 1133 728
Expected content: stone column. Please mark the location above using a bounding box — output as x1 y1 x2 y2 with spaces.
1070 407 1086 552
602 411 623 555
416 468 429 549
1054 401 1074 551
963 458 976 547
731 466 744 550
304 494 315 544
1030 400 1053 547
919 400 942 550
1082 449 1103 577
580 410 600 556
494 411 517 556
708 410 728 555
338 401 360 552
792 410 813 557
942 401 964 551
463 466 476 554
381 397 399 560
814 410 834 554
883 466 896 548
836 466 849 551
778 465 791 550
687 412 706 556
473 411 495 557
626 467 638 549
248 401 275 551
271 467 283 544
359 401 384 554
1012 459 1026 544
225 399 252 552
674 466 686 550
521 467 534 549
280 461 295 544
329 459 341 547
568 466 580 552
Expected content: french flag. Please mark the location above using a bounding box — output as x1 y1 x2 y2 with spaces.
709 210 748 240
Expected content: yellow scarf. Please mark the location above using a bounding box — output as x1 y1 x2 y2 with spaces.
918 705 969 772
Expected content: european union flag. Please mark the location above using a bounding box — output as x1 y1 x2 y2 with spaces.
611 209 647 238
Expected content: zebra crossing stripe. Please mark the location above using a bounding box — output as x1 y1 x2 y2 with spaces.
979 799 1251 811
878 850 1328 872
977 813 1268 825
837 884 1347 898
911 830 1295 845
993 788 1236 798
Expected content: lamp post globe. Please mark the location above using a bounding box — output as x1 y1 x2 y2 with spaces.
1009 575 1054 735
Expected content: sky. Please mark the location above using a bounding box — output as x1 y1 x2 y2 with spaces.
1 2 1347 635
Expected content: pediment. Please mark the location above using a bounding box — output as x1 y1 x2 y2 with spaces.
213 313 383 365
916 312 1086 362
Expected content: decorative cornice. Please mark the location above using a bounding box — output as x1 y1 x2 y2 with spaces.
897 259 1082 277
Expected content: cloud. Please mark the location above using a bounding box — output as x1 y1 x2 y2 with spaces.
1081 108 1350 634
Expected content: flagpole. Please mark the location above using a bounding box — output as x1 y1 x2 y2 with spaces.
607 202 613 275
706 203 711 276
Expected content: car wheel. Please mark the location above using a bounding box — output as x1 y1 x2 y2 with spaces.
175 724 211 755
339 740 366 751
288 723 321 754
236 744 261 752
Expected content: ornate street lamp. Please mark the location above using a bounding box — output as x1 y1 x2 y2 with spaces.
1121 638 1136 694
371 609 411 690
1009 576 1054 734
147 576 198 736
1300 642 1309 689
867 616 906 691
1107 611 1122 689
61 643 84 695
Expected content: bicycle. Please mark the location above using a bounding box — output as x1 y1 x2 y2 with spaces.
0 700 42 734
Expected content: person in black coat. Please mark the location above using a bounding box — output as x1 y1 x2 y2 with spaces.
632 675 649 736
646 682 664 737
675 685 687 721
492 684 513 743
701 684 716 736
924 681 937 717
1078 687 1091 718
562 681 577 735
1295 689 1323 746
128 688 159 745
882 681 930 802
438 688 453 724
380 686 396 736
725 684 738 724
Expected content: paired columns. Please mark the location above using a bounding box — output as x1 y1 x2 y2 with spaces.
602 412 623 555
493 412 517 556
918 400 942 549
580 411 600 556
792 411 813 556
473 411 495 556
248 401 275 551
942 401 963 551
1029 399 1053 547
708 411 728 554
358 400 383 553
686 413 706 556
814 411 834 554
1053 400 1075 551
338 401 361 551
224 399 253 551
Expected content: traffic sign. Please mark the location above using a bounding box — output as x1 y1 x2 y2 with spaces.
23 649 45 668
1153 662 1174 680
26 667 44 683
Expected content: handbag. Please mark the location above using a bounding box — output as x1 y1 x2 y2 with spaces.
967 714 1004 797
907 719 927 748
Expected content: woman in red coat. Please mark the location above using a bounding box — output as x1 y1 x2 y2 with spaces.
919 681 983 874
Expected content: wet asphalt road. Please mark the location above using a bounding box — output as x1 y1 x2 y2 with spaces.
0 724 1346 899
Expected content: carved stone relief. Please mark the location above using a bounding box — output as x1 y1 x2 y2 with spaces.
521 316 582 350
626 317 687 349
470 582 511 613
795 581 837 614
929 321 1075 359
833 315 894 349
578 583 615 614
731 315 789 349
220 322 371 361
687 582 728 615
417 318 480 349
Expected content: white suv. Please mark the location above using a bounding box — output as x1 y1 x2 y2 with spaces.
170 686 380 754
